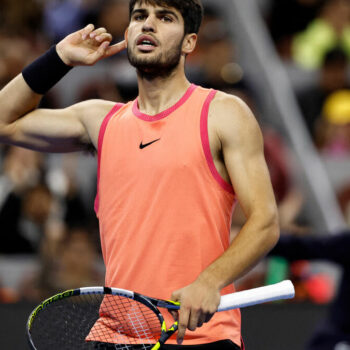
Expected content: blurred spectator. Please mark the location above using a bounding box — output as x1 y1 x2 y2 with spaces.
314 89 350 156
0 147 92 254
268 0 323 61
292 0 350 70
0 31 57 108
46 153 97 229
97 0 129 42
43 0 100 42
0 34 40 89
338 184 350 226
0 281 19 303
0 0 43 36
297 48 349 136
77 76 124 102
269 232 350 350
0 147 46 254
20 226 104 302
19 184 56 252
42 0 129 47
187 5 244 91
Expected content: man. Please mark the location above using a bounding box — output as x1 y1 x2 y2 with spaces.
0 0 279 349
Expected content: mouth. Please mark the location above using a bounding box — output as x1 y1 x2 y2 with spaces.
136 35 158 52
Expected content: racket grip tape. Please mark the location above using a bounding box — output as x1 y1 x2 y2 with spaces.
217 280 295 311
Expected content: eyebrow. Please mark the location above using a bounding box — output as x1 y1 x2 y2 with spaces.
157 9 179 20
131 8 179 21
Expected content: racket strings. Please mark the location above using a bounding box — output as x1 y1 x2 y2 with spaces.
29 293 162 349
90 295 161 346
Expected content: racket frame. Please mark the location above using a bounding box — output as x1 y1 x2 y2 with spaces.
26 286 179 350
27 281 294 349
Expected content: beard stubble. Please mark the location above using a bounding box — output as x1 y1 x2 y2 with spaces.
127 36 184 80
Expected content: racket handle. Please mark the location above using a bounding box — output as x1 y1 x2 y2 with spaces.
217 280 295 311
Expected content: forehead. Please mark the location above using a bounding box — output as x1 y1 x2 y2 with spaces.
133 1 183 17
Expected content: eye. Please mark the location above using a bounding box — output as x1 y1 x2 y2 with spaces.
160 15 173 22
133 14 146 21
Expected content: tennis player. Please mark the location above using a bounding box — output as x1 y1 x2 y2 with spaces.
0 0 279 349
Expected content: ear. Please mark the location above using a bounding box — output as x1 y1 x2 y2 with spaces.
124 28 129 47
182 33 197 55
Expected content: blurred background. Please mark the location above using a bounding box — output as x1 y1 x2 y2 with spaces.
0 0 350 349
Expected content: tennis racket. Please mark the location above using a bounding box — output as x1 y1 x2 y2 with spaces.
27 280 295 350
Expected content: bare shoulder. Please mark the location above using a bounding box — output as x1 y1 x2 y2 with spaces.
72 99 119 147
209 91 263 147
72 99 117 123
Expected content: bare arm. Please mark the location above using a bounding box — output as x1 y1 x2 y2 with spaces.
206 93 280 284
172 93 279 344
0 96 115 152
0 25 126 152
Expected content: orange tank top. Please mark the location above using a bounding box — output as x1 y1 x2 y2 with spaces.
92 84 241 346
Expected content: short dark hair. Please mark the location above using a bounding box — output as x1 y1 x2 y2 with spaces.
129 0 203 34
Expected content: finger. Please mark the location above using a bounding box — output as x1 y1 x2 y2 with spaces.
95 33 113 43
89 27 107 39
170 310 179 321
96 41 111 57
196 313 206 328
105 40 127 58
170 290 180 321
177 307 190 345
81 24 95 40
188 309 200 331
84 41 109 64
171 289 181 302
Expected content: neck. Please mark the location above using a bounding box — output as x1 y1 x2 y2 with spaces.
136 65 191 116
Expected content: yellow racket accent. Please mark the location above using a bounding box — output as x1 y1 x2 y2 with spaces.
152 343 161 350
165 300 180 307
168 322 178 332
152 320 179 349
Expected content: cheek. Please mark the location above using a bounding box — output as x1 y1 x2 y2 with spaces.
165 32 184 48
125 25 137 44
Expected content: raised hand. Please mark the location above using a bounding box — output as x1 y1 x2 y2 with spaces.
56 24 126 67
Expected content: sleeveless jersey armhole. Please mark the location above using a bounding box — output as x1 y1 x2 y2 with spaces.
200 90 235 195
94 103 124 215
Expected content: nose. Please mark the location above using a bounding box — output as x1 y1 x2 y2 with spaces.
142 15 156 32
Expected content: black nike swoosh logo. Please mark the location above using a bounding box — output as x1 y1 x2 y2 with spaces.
139 138 161 149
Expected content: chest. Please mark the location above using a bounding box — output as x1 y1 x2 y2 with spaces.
101 113 205 180
100 99 230 185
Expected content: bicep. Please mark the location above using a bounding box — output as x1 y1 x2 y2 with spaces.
0 100 112 153
8 107 88 152
217 97 277 219
225 136 275 218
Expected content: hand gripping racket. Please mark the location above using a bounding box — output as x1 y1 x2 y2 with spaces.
27 280 295 350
